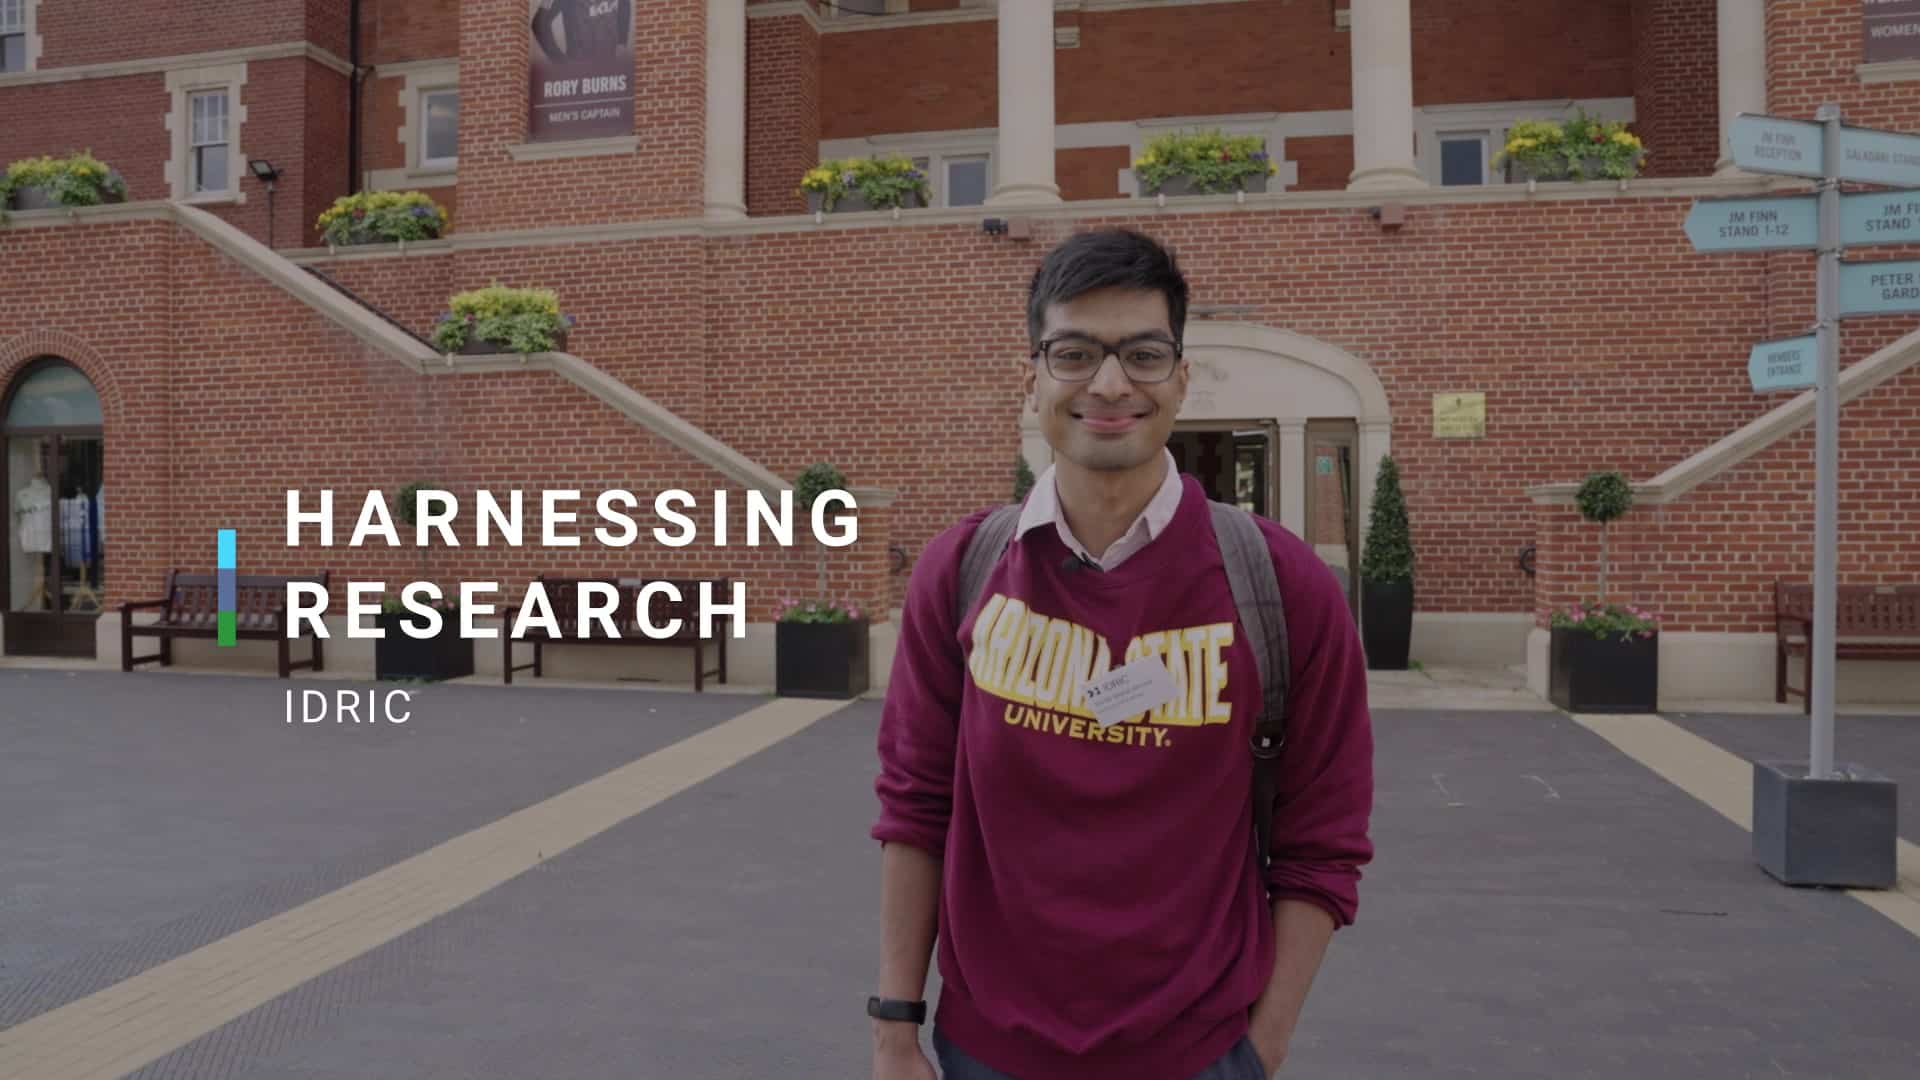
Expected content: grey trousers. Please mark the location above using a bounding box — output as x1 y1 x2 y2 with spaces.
932 1027 1270 1080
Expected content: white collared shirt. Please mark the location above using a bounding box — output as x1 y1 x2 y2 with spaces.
1015 449 1184 571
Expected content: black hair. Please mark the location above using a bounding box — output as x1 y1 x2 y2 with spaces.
1026 227 1189 349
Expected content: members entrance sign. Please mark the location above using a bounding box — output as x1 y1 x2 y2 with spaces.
527 0 636 142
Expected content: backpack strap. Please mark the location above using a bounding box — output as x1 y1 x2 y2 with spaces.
1207 502 1291 889
954 503 1024 627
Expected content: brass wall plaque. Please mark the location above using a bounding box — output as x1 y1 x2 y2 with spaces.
1433 392 1486 438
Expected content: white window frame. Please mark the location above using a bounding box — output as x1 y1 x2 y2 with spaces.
0 0 39 75
1434 130 1491 187
392 61 460 183
187 90 232 194
417 87 459 170
165 63 247 204
910 151 993 209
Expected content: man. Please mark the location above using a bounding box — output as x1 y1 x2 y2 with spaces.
529 0 630 66
869 227 1374 1079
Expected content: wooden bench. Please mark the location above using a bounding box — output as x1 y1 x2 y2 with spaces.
122 571 330 679
503 575 731 691
1774 581 1920 713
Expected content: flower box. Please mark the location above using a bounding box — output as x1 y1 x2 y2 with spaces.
1140 173 1269 197
317 191 448 247
775 618 870 699
804 189 924 214
1547 626 1658 713
374 610 474 682
457 328 569 355
2 153 128 212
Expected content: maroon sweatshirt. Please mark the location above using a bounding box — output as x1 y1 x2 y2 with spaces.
872 475 1374 1080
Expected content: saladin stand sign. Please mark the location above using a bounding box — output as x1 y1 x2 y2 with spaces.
528 0 636 142
1689 105 1911 892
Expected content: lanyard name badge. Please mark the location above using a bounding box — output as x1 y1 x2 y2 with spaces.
1083 654 1179 727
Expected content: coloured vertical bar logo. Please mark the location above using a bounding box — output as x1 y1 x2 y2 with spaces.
217 529 237 646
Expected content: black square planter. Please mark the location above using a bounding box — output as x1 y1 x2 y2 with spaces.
775 619 869 699
1547 626 1658 713
375 610 474 682
1752 760 1898 889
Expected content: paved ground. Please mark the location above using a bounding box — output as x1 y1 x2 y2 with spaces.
1670 710 1917 842
2 669 1917 1078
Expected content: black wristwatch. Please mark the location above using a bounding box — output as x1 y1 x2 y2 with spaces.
867 996 927 1025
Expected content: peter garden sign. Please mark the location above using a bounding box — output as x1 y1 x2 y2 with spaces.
1684 106 1912 890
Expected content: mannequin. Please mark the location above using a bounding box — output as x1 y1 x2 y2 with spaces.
60 483 99 612
13 456 52 610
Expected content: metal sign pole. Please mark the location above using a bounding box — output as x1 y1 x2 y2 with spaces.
1811 102 1842 781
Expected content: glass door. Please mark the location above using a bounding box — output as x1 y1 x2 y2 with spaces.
1304 419 1360 620
4 359 106 658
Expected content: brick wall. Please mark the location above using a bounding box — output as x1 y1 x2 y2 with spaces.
0 74 171 201
0 58 337 250
1285 135 1354 192
817 0 1636 141
362 73 409 172
36 0 308 68
1770 0 1920 130
363 0 461 65
0 218 895 624
820 21 996 138
298 193 1869 622
1631 0 1720 178
303 64 354 247
1532 368 1920 633
1411 0 1634 105
1057 147 1130 202
747 12 821 216
306 0 353 60
454 0 706 232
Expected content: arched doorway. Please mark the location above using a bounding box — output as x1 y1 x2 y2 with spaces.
4 358 106 658
1020 323 1391 616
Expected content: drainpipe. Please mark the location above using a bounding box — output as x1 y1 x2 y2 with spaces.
348 0 362 195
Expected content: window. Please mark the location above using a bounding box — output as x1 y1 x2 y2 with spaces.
166 63 246 200
1 0 25 73
1438 132 1488 186
189 90 230 194
420 89 458 169
944 155 989 206
909 151 993 208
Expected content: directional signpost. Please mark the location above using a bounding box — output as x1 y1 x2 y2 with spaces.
1690 108 1915 889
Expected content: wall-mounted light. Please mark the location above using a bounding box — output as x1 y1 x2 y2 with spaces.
248 159 283 248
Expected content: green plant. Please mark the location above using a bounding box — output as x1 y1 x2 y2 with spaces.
775 596 865 624
0 150 128 219
1359 455 1413 584
1575 470 1633 602
430 284 575 353
316 190 448 246
391 481 432 527
1493 111 1646 181
1013 455 1036 502
794 461 851 598
1549 601 1659 642
1132 129 1277 194
798 155 930 210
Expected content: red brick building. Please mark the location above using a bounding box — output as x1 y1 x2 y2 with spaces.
1 0 1916 702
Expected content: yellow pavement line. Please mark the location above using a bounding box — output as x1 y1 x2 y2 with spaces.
0 697 846 1080
1573 713 1920 940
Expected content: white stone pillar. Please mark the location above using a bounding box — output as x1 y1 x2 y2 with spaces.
1346 0 1425 191
988 0 1061 207
1715 0 1767 176
1278 421 1308 538
704 0 748 221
